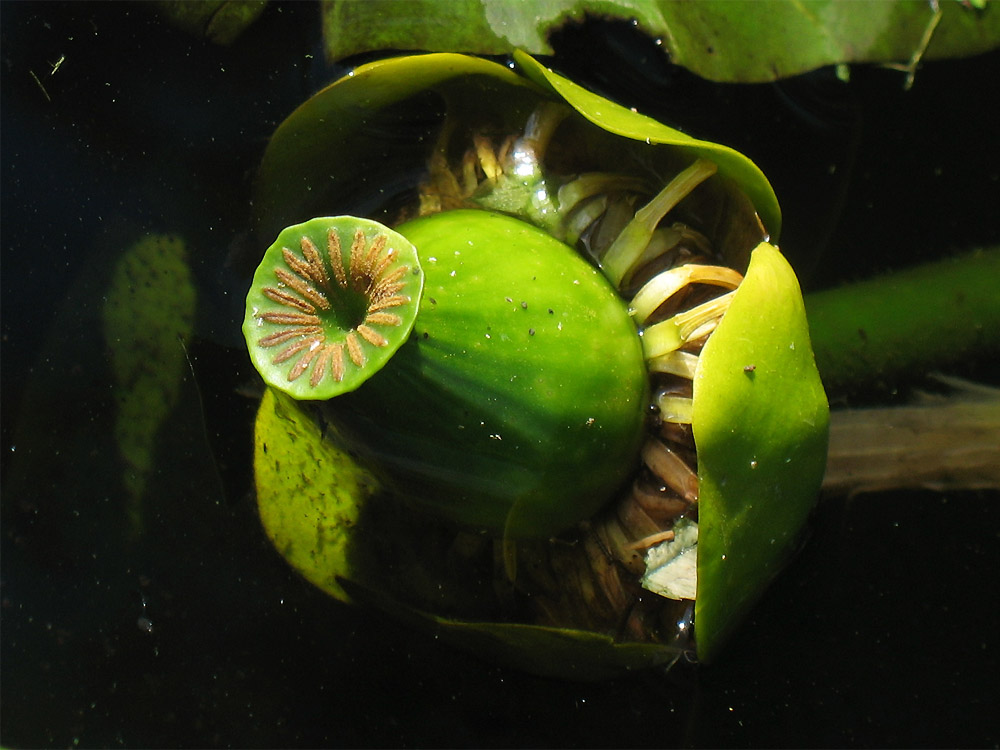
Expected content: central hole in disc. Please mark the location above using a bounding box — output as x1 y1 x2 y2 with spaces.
328 286 371 332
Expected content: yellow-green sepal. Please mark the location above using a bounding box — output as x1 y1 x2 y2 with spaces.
692 242 829 662
254 387 381 604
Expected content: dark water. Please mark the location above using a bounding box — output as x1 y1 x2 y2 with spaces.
2 3 998 747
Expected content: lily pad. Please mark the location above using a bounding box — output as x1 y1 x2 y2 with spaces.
321 0 1000 83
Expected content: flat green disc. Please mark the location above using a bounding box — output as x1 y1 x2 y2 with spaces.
244 216 423 400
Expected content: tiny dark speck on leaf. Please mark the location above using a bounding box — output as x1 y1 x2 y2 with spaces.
858 327 868 342
520 301 528 309
743 364 756 373
529 328 535 336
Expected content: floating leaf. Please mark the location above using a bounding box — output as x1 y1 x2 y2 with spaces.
321 0 1000 83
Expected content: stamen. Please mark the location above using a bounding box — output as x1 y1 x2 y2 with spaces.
631 264 743 323
648 350 700 379
263 287 315 313
557 173 648 217
563 194 608 246
626 529 676 551
329 229 348 288
601 159 718 286
640 291 735 359
641 440 699 503
474 135 502 181
657 394 694 424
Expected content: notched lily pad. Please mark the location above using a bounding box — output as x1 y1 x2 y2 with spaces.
321 1 1000 83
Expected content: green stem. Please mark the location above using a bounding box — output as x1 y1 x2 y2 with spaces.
804 248 1000 395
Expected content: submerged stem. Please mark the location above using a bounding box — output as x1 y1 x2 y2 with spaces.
805 248 1000 396
823 377 1000 495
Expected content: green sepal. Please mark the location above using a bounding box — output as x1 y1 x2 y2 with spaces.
513 50 782 241
254 53 543 241
338 577 685 682
254 387 381 604
693 242 829 662
254 53 771 271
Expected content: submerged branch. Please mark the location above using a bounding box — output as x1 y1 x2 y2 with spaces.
823 376 1000 496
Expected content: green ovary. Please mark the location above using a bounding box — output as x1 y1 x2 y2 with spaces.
322 210 649 539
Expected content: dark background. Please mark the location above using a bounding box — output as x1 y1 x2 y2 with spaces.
2 2 998 747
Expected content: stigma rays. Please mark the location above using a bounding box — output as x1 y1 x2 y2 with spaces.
255 227 410 388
